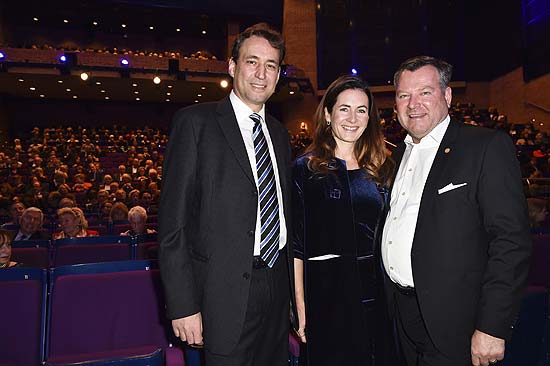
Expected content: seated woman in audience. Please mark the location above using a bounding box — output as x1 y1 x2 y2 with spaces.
0 229 19 268
109 202 129 222
121 206 156 236
53 207 99 239
528 197 549 232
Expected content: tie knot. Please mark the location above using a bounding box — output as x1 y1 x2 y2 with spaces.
250 113 262 126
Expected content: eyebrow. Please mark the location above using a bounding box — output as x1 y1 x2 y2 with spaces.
338 103 368 109
245 55 279 65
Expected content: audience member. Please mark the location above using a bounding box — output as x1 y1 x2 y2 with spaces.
121 206 156 236
53 207 99 239
0 229 19 268
14 207 49 240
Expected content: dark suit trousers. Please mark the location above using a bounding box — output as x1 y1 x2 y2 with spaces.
205 250 290 366
386 276 470 366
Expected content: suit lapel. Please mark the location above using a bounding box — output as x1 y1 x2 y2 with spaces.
415 119 461 231
215 98 255 184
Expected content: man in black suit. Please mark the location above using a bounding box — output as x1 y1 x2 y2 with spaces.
159 23 294 366
14 207 50 240
380 56 531 366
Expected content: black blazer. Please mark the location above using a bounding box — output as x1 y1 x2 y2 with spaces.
384 119 531 357
159 97 294 354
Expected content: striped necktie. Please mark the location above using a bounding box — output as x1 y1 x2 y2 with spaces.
251 113 280 268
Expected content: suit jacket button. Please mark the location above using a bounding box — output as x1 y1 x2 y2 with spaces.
243 272 250 279
247 230 254 237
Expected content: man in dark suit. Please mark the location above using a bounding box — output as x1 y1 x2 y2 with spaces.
380 56 531 366
159 23 294 366
14 207 50 240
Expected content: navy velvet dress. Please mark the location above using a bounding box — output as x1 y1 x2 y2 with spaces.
293 156 386 366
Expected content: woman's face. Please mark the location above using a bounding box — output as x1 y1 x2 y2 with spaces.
0 240 12 267
129 215 146 234
59 214 80 237
325 88 370 149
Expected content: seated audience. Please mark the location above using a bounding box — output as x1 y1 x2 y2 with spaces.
121 205 156 236
0 229 19 268
53 207 99 239
1 201 26 227
14 207 50 240
109 202 129 222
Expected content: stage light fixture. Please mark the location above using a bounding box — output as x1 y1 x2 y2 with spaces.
351 68 358 75
220 80 229 88
153 76 161 84
59 55 67 62
120 58 129 66
0 52 5 59
80 72 89 81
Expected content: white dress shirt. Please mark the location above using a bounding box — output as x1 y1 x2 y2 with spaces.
381 116 450 287
229 91 287 254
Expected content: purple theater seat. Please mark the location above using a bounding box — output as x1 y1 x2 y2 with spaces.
11 240 51 268
0 267 47 366
45 260 184 366
112 223 132 235
53 236 132 267
135 241 159 260
88 224 111 236
528 234 550 287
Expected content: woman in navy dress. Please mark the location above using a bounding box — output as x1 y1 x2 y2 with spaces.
293 75 395 365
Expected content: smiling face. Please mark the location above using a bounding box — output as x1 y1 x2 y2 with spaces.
228 36 280 112
0 240 11 267
325 88 370 150
59 213 80 237
395 65 452 143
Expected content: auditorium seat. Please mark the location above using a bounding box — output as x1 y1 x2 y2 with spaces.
0 267 47 366
45 260 184 366
11 239 51 268
52 236 132 267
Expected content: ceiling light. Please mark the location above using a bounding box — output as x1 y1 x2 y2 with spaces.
120 58 129 66
59 55 67 62
29 87 36 91
105 96 110 100
132 83 138 87
220 80 229 88
63 19 69 24
166 99 170 101
149 26 154 30
80 72 89 81
100 90 106 93
72 95 78 99
153 76 161 84
33 17 39 21
40 94 45 98
135 97 140 101
0 52 5 60
121 24 127 28
166 92 171 96
176 28 181 32
66 88 71 92
134 91 139 94
201 30 206 35
92 21 98 26
18 78 24 82
167 85 173 89
195 100 199 103
289 91 295 95
96 81 101 85
201 86 206 90
197 94 202 97
57 80 63 83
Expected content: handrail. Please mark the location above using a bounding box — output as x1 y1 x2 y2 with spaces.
525 101 550 113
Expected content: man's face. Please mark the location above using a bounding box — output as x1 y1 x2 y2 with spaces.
395 65 452 143
20 211 42 235
228 36 280 112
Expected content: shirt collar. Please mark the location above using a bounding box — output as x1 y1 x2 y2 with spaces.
229 90 266 124
404 115 450 147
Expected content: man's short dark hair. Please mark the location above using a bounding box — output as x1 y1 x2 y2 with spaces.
230 23 285 64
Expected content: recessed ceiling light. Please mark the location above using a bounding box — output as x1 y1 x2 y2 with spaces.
202 30 206 35
136 97 140 101
33 17 39 22
167 85 173 89
73 95 78 99
29 87 36 91
132 83 137 87
58 80 63 84
289 91 295 95
220 80 229 88
201 86 206 90
166 92 171 96
153 76 161 84
149 26 154 30
176 28 181 32
18 78 24 82
134 91 139 94
105 96 110 100
100 90 106 93
122 24 127 28
63 19 69 24
40 94 45 98
195 100 199 103
96 81 101 85
197 94 202 97
80 72 89 81
66 88 71 92
166 99 171 101
92 21 98 26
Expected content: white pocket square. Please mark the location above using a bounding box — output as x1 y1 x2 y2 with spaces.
308 254 341 261
438 182 467 195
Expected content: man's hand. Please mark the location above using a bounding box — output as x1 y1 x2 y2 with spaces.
172 312 203 346
471 329 505 366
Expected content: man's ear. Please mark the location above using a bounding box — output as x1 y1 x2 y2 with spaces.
228 58 236 78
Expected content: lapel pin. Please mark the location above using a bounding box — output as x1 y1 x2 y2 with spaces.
444 147 451 154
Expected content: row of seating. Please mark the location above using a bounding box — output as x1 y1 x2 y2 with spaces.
0 260 300 366
11 234 158 269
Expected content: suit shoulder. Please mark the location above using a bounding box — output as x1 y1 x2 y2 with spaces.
172 101 219 124
459 123 512 144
